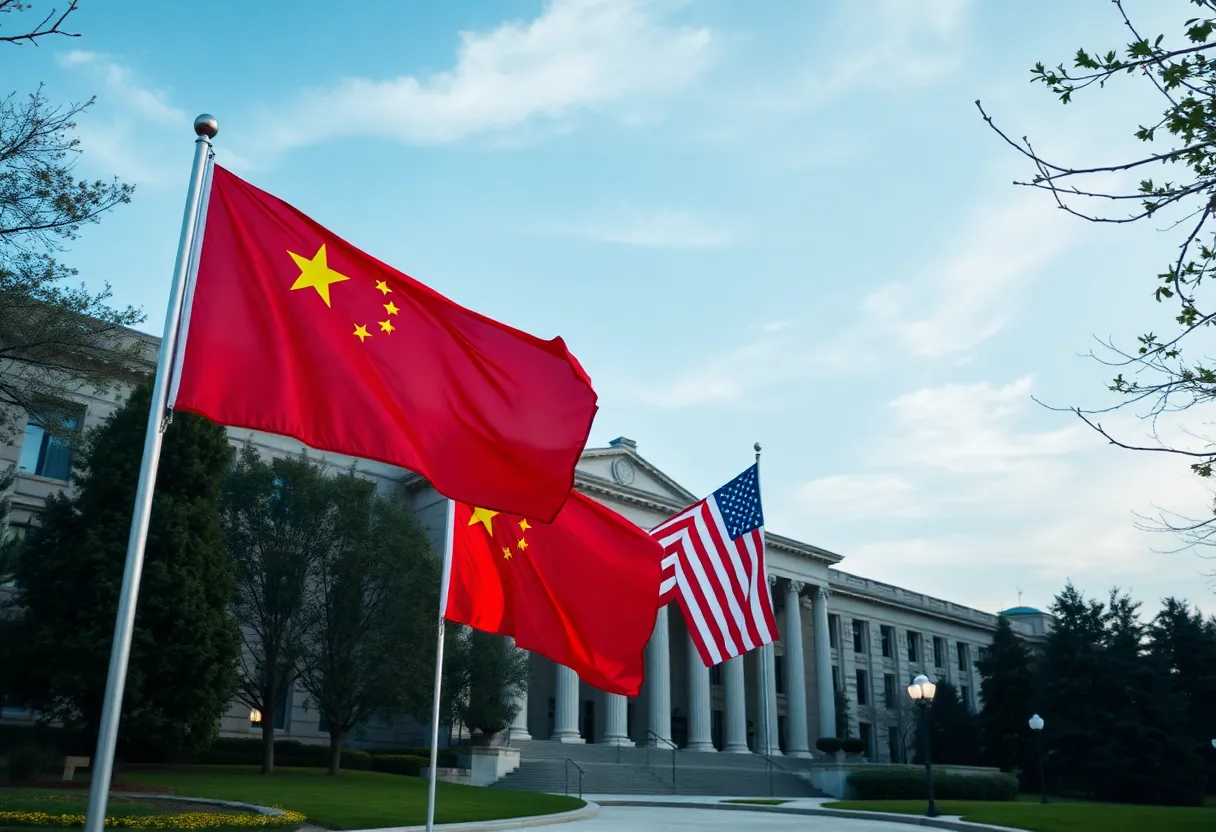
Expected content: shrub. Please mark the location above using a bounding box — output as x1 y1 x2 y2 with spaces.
8 745 49 782
840 737 866 754
370 754 430 776
848 767 1019 801
340 750 372 771
815 737 842 754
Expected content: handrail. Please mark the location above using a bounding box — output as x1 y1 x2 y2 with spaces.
763 755 775 797
645 730 677 794
564 758 585 800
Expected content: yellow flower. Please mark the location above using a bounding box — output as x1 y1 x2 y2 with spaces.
0 808 307 829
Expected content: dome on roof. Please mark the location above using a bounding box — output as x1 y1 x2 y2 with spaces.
1000 606 1043 616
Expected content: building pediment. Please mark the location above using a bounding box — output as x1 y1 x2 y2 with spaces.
576 437 697 506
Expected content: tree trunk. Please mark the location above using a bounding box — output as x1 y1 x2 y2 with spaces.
260 715 275 774
328 730 344 777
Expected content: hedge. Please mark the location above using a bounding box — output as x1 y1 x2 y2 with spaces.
840 738 866 754
369 755 430 776
370 747 459 768
815 738 842 754
192 738 370 770
847 767 1019 801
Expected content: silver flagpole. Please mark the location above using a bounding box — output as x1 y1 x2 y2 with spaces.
82 114 219 832
425 498 458 832
753 442 773 758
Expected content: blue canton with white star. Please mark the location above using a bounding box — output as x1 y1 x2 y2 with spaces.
712 464 764 539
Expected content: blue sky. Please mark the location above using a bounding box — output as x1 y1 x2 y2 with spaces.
7 0 1215 614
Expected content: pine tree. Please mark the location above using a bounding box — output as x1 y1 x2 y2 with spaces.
5 383 239 757
914 681 979 766
976 616 1037 776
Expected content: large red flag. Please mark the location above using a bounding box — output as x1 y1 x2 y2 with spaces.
170 166 598 522
445 491 662 696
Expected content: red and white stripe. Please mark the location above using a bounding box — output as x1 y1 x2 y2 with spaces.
652 496 777 666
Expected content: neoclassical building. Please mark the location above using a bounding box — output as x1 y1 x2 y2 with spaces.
0 335 1052 763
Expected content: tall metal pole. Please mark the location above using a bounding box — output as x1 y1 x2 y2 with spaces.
753 442 773 759
425 498 458 832
1036 730 1048 804
82 115 218 832
921 702 938 818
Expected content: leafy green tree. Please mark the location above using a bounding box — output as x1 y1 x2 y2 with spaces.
976 616 1038 776
980 0 1216 544
458 632 528 739
1 81 143 442
296 473 437 775
221 445 335 774
2 383 239 757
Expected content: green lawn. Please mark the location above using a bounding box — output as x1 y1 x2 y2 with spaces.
825 798 1216 832
115 766 583 830
0 791 163 818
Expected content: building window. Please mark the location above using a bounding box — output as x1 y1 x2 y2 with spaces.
712 710 724 750
852 620 867 653
828 614 839 649
933 637 946 669
831 665 840 692
858 722 873 759
251 689 290 731
880 625 894 658
774 655 786 694
888 727 901 763
709 664 722 686
958 642 970 672
961 685 972 711
977 646 989 664
855 670 868 706
907 632 920 663
18 409 82 482
883 673 896 708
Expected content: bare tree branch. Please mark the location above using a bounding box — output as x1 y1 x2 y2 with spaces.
0 1 80 45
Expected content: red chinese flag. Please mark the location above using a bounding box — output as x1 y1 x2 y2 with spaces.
171 166 598 522
446 491 663 696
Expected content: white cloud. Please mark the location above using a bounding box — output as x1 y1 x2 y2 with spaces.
258 0 713 151
57 50 185 127
864 195 1073 358
560 209 737 248
797 474 924 519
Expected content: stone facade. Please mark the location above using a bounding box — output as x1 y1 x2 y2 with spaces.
0 335 1053 762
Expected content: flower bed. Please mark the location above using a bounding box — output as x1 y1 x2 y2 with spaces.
0 808 306 829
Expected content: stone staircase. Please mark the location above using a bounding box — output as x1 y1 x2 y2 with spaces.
491 740 825 797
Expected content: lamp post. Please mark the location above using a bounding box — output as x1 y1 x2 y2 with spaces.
907 674 938 818
1028 714 1047 804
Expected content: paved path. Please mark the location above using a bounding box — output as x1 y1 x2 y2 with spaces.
513 805 943 832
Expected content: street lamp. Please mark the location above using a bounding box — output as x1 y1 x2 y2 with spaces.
907 674 938 818
1028 714 1047 804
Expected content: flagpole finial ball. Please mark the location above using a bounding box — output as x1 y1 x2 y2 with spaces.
193 114 219 138
754 442 762 454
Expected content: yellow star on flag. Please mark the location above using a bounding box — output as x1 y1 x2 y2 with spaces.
353 324 371 342
502 547 513 560
379 320 395 334
288 244 350 307
384 301 400 315
517 537 529 551
519 519 531 532
468 507 499 534
376 280 391 296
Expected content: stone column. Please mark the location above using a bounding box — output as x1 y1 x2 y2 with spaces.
685 628 715 751
602 693 633 746
506 639 531 742
783 581 811 757
722 655 749 753
646 605 672 745
552 664 584 743
811 585 837 741
755 642 782 755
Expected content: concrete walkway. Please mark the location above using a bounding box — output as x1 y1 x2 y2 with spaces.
513 805 971 831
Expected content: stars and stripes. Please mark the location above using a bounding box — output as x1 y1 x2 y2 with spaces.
653 464 778 666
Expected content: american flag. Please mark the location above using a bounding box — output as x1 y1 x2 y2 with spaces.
652 464 778 666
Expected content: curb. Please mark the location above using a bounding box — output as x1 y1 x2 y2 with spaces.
108 792 293 817
342 801 600 832
596 799 1024 832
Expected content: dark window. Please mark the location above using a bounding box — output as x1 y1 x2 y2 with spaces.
774 655 786 694
712 710 723 750
251 687 289 730
855 670 868 706
961 685 971 711
977 646 989 664
18 409 81 481
883 673 896 708
880 626 894 658
831 665 840 692
888 727 901 762
859 722 873 759
777 715 787 753
933 637 946 669
317 709 328 733
828 614 840 649
907 632 920 663
852 620 867 653
958 642 970 672
709 664 722 686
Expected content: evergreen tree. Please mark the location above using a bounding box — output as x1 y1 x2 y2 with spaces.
221 445 334 773
459 632 529 739
834 687 851 738
1148 598 1216 795
4 383 239 756
914 682 979 766
296 473 437 775
976 616 1037 776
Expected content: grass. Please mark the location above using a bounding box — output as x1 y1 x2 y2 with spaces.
115 766 583 830
825 797 1216 832
0 792 164 818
